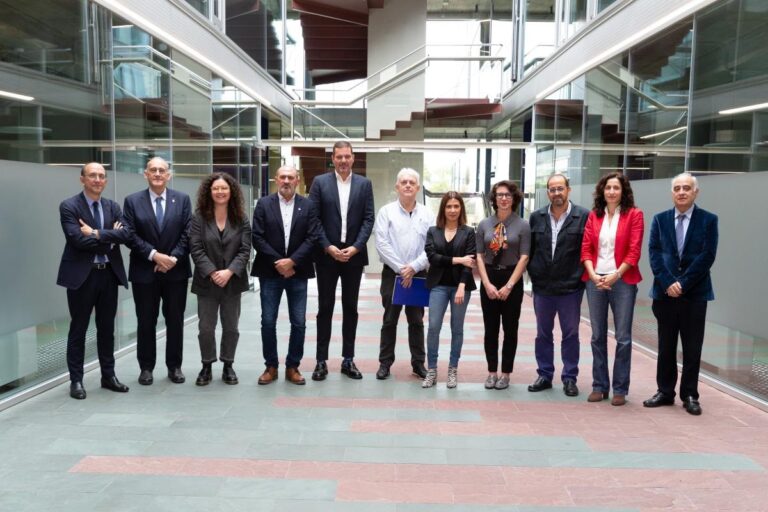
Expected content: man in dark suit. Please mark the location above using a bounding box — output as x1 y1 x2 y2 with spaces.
57 162 131 399
308 141 375 381
643 172 718 416
123 157 192 385
526 173 589 398
252 165 319 385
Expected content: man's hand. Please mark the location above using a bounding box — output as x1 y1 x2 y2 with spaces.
152 252 177 272
666 281 683 298
274 258 296 278
79 219 95 237
339 246 358 260
211 269 234 288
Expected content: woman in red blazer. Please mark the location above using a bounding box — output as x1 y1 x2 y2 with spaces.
580 172 644 406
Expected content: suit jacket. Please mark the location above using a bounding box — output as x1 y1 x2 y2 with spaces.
581 207 644 285
528 203 589 295
251 193 320 280
189 212 251 296
57 192 129 290
308 171 374 266
425 225 477 291
123 188 192 283
649 204 718 301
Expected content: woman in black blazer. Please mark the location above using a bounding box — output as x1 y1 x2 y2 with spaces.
423 192 477 389
190 173 251 386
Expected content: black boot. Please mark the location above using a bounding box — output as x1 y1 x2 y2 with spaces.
195 363 212 386
222 362 239 385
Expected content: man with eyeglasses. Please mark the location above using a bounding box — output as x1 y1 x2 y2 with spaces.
123 157 192 386
57 162 131 399
526 173 589 397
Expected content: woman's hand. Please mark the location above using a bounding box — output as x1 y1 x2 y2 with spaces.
454 284 466 304
454 255 475 268
483 281 499 300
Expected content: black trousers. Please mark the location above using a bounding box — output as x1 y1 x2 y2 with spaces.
66 266 119 383
315 260 364 360
378 266 426 367
132 279 187 371
652 298 708 400
480 268 524 373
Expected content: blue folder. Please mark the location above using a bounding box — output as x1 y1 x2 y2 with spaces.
392 276 430 307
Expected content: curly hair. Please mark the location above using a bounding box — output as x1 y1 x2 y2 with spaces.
195 172 246 224
489 180 522 212
592 172 635 217
435 191 467 229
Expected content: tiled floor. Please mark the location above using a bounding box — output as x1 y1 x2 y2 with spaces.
1 274 766 511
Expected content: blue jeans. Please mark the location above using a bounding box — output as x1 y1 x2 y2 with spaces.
532 289 584 383
259 277 308 369
426 286 471 369
585 279 637 395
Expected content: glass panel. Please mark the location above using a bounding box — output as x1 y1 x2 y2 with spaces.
225 0 284 83
184 0 210 17
567 0 588 39
597 0 618 13
523 0 556 76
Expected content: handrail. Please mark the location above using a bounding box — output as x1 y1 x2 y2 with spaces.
113 45 212 90
293 105 350 139
293 55 504 107
596 65 686 111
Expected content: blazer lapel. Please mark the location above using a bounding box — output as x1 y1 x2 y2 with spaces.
78 193 98 226
270 195 286 245
142 190 162 235
289 196 304 236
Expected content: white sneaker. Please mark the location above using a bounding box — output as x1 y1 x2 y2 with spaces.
484 374 498 389
447 367 458 389
422 369 437 388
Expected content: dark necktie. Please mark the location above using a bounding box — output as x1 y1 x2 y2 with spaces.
675 214 685 257
155 197 164 228
93 201 106 263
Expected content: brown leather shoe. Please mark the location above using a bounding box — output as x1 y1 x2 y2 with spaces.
611 394 626 406
285 367 306 385
258 367 278 385
587 391 609 402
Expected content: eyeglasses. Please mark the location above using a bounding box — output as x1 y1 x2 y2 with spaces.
495 192 512 198
147 167 169 175
548 186 566 194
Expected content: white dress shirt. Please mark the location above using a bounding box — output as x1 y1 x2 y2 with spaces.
374 200 434 273
279 193 295 254
595 207 620 274
335 171 352 244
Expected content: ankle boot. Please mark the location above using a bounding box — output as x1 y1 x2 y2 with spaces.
222 362 239 385
195 363 212 386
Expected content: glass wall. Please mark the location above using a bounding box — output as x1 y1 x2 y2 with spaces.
0 0 280 405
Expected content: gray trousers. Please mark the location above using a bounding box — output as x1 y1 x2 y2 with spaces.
197 293 241 364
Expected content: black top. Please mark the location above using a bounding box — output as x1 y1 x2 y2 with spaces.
425 225 477 291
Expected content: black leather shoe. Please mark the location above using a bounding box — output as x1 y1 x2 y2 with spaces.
312 361 328 381
527 376 553 392
196 364 212 386
168 368 186 384
412 364 428 379
643 392 675 408
376 364 390 380
682 396 702 416
101 376 129 393
562 380 579 397
138 369 153 385
70 381 86 400
341 360 363 379
222 363 238 385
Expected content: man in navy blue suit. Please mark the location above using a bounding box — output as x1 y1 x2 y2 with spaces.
643 172 718 416
57 162 131 399
123 157 192 385
252 165 319 385
308 141 375 381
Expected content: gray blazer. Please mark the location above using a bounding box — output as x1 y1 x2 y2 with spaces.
189 212 251 296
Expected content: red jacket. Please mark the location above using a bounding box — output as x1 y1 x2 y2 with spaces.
581 207 644 284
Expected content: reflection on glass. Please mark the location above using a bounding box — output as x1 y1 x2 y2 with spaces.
523 0 555 76
226 0 284 82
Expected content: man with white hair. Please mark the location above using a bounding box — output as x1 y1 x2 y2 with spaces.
643 172 718 416
374 168 434 380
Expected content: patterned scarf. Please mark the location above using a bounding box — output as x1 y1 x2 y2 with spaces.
488 222 507 256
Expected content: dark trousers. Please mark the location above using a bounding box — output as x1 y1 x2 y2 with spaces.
197 293 241 364
260 277 308 369
132 279 187 371
480 268 523 373
533 289 584 383
652 298 708 400
66 266 119 383
378 266 426 367
315 260 363 360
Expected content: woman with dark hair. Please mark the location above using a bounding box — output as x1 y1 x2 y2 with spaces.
476 180 530 390
581 172 644 406
190 173 251 386
422 192 476 389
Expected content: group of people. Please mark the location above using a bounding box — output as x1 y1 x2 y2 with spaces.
58 141 718 416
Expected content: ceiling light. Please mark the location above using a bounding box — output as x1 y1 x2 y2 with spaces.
0 90 34 102
718 102 768 115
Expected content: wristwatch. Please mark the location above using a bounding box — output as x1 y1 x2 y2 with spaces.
505 283 512 290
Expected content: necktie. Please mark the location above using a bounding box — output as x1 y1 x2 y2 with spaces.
155 197 164 228
93 201 106 263
675 214 685 257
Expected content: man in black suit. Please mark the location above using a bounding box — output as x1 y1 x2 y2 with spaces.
252 165 319 385
123 157 192 385
308 141 375 381
57 162 131 399
643 172 718 416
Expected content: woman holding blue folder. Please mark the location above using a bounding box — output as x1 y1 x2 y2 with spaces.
422 192 476 389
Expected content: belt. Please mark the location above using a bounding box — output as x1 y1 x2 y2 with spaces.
490 264 511 271
93 262 110 270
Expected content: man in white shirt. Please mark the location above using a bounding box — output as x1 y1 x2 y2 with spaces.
374 168 434 380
